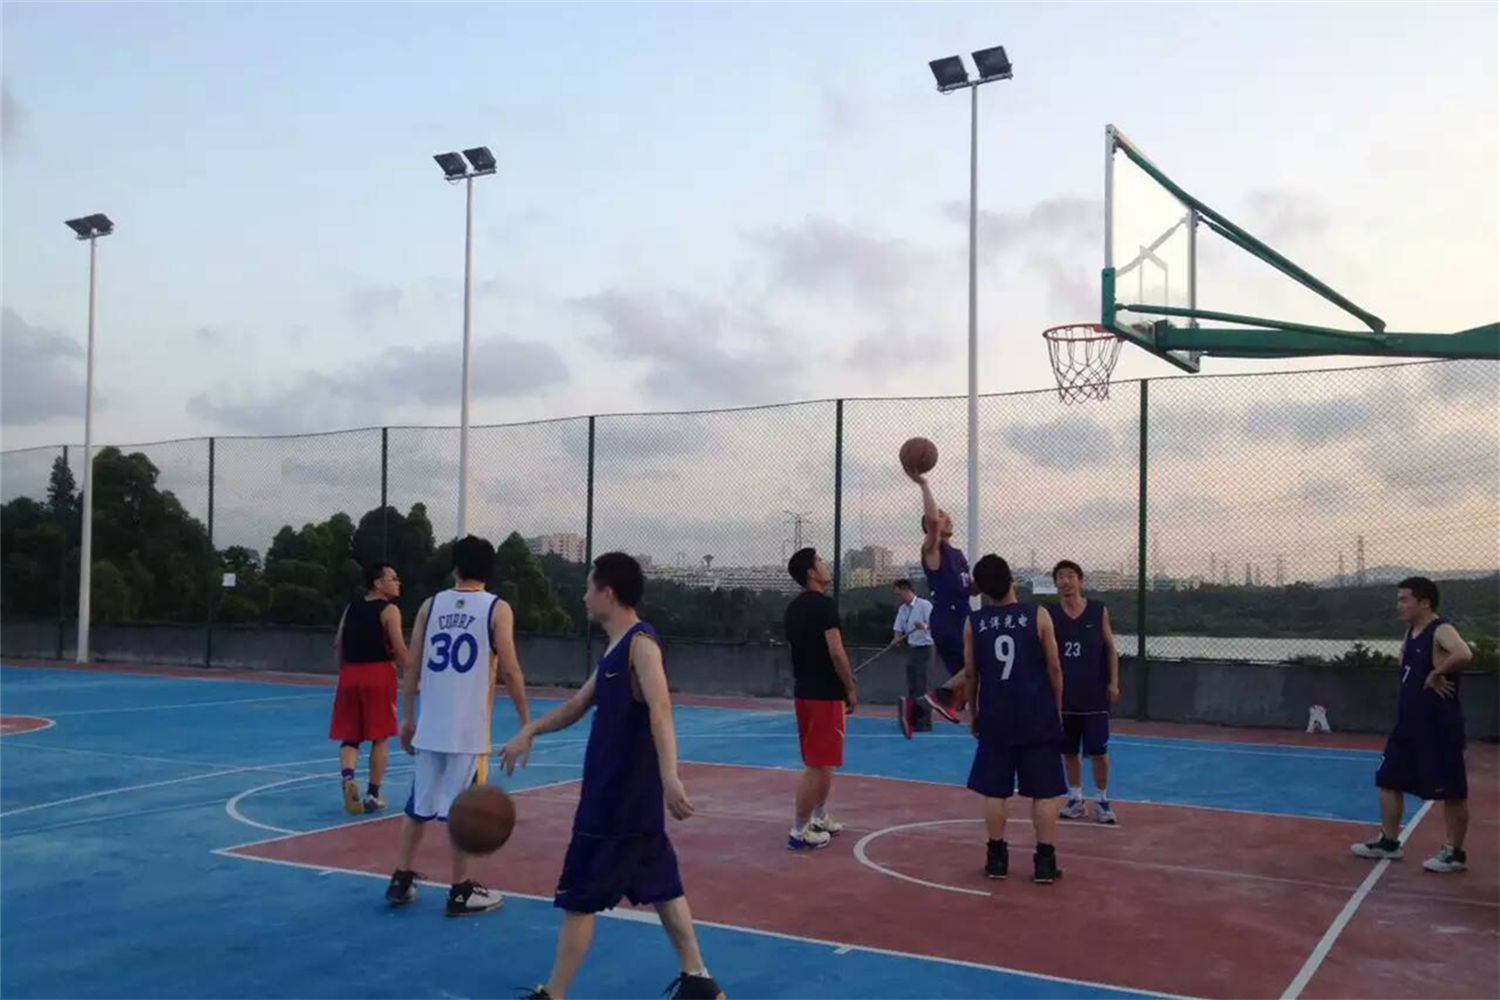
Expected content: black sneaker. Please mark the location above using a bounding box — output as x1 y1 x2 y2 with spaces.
446 880 504 917
1033 849 1062 884
519 989 552 1000
985 840 1008 880
1351 834 1404 860
665 973 726 1000
385 868 420 906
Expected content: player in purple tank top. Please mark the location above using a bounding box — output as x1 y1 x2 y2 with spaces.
908 469 974 728
501 554 725 1000
1351 576 1474 875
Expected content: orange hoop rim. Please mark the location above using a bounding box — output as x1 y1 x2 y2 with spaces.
1041 322 1118 343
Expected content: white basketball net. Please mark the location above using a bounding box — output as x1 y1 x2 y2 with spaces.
1043 324 1124 404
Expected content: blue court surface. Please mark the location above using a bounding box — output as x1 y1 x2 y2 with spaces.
2 663 1489 1000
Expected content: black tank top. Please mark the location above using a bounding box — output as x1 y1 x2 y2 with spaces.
342 598 393 664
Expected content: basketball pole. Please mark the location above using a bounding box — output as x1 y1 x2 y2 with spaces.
77 233 99 664
965 81 980 574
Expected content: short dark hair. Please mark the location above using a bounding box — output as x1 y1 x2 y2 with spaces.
1052 559 1084 582
363 561 395 590
892 579 914 591
592 551 645 608
973 554 1014 601
1398 576 1440 610
788 547 819 587
451 535 495 583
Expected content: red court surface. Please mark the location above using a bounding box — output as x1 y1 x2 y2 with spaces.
228 759 1499 999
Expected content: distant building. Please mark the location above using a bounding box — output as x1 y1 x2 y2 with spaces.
845 545 901 584
526 532 586 564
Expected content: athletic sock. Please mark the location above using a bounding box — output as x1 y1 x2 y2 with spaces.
1096 789 1108 802
341 768 355 782
1036 843 1056 856
686 968 710 979
1068 786 1083 801
812 804 828 821
367 783 381 798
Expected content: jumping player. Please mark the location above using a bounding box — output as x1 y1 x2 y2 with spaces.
784 547 856 849
909 470 973 723
961 554 1067 884
384 535 531 915
501 553 725 1000
331 561 408 814
1051 560 1121 824
1352 577 1473 873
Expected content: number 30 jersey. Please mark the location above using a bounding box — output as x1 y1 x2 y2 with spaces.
414 588 499 754
970 602 1061 746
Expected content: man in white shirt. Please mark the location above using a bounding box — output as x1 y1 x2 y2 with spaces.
892 579 935 738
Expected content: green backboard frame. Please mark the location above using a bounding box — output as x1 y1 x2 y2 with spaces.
1102 125 1499 370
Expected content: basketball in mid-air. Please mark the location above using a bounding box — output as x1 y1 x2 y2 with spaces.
899 437 939 477
447 785 516 855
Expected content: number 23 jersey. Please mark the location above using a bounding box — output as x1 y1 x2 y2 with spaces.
970 602 1061 746
414 588 499 754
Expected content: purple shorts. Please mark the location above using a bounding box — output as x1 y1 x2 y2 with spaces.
1061 713 1110 757
1376 731 1467 801
554 831 684 913
967 739 1068 800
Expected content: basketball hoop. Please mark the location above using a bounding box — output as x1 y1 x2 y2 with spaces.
1042 324 1123 404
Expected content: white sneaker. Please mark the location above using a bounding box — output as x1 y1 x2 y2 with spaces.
1059 797 1087 820
446 880 504 916
809 813 844 836
1351 834 1404 860
787 826 832 851
1422 845 1468 873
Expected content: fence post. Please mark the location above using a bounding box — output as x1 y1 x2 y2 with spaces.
1135 380 1150 721
833 400 844 604
582 415 596 679
205 436 216 670
56 445 69 659
380 427 390 559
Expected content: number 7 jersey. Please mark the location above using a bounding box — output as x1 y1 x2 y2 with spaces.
970 602 1062 746
414 588 499 754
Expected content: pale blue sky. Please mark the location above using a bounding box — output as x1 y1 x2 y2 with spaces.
4 1 1497 451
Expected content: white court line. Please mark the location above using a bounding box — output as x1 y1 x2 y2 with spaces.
218 775 587 849
42 692 328 717
214 850 1194 999
1279 799 1435 1000
682 758 1368 827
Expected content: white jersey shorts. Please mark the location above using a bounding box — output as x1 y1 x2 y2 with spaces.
403 749 481 822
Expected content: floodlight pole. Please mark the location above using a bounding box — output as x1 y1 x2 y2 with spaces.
965 82 979 574
458 172 474 539
76 233 100 663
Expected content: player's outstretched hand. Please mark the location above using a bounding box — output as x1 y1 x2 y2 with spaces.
665 776 694 820
1424 671 1456 699
399 719 416 755
499 730 533 775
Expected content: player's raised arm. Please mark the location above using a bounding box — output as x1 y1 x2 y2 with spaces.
491 599 531 728
1038 606 1063 712
916 476 942 561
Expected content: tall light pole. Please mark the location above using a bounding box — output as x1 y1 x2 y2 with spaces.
64 213 114 663
928 46 1012 569
432 146 497 539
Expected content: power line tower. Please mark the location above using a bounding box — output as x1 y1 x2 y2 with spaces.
1356 535 1367 585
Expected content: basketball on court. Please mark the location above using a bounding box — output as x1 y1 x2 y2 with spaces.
899 437 939 477
448 785 516 855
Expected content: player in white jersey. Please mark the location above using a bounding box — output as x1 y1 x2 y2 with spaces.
384 535 532 916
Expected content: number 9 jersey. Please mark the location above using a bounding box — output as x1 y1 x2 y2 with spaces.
970 602 1061 746
414 588 499 755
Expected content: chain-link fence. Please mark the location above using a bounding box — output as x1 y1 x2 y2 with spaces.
3 359 1496 669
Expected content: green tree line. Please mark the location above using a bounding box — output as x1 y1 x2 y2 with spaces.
3 449 1495 667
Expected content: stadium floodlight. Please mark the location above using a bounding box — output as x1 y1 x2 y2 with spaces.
63 212 115 663
972 45 1013 81
462 146 496 175
431 145 497 537
927 46 1013 578
434 151 468 180
928 55 970 93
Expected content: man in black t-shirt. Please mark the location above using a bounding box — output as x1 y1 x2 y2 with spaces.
784 547 856 851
